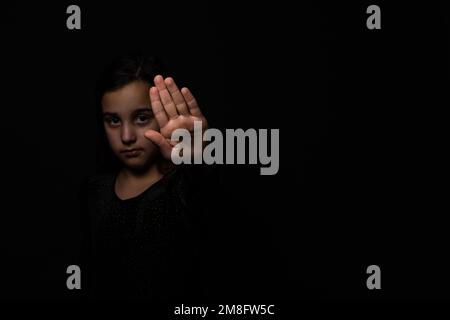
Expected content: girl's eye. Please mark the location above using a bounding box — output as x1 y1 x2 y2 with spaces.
136 114 151 124
105 116 121 127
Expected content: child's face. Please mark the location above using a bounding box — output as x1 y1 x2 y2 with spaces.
101 80 160 171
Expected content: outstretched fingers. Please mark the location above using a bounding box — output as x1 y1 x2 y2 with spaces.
181 87 203 117
154 75 179 119
149 86 169 128
164 77 190 116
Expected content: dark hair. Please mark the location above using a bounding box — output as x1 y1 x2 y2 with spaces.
96 55 166 102
94 54 169 174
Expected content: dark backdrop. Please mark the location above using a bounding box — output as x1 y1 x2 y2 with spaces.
0 1 449 301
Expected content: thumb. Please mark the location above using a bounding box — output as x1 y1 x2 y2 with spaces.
144 130 173 160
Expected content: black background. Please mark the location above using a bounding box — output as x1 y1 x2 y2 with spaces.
0 1 449 302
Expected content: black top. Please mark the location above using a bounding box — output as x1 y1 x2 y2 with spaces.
82 166 211 300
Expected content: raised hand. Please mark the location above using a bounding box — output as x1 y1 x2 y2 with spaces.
144 75 208 160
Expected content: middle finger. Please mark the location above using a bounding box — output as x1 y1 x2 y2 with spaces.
154 75 178 119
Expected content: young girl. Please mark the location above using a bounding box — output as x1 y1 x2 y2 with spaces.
83 55 211 299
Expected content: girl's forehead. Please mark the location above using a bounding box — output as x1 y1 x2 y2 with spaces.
102 81 150 113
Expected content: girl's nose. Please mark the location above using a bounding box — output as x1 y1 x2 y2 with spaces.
121 123 137 145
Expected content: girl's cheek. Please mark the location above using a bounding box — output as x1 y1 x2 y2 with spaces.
149 119 159 130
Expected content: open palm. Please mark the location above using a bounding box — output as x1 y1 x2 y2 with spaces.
144 75 208 160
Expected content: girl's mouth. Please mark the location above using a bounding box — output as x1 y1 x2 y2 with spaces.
121 148 143 157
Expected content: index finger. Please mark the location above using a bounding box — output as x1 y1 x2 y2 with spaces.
150 86 169 128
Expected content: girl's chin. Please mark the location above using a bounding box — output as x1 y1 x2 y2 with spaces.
120 155 158 170
123 158 146 166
